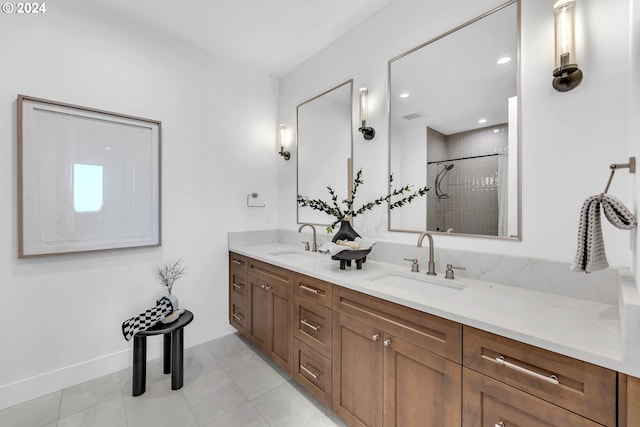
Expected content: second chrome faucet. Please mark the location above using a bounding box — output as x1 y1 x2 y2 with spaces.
417 232 437 276
298 223 318 252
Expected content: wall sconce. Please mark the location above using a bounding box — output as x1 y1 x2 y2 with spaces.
278 123 290 160
552 0 582 92
358 87 375 140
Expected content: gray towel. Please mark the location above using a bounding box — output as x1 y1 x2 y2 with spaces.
572 194 637 273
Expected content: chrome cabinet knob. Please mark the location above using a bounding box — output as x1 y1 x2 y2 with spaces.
372 334 380 341
383 339 392 347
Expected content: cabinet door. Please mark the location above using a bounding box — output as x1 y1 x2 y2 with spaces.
332 313 384 427
619 373 640 427
267 279 292 374
249 276 268 353
463 368 602 427
384 334 461 427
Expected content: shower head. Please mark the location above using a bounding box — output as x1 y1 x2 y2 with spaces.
435 162 454 199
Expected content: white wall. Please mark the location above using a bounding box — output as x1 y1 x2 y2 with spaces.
0 1 279 409
279 0 633 267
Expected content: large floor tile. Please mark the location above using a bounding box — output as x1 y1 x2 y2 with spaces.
204 333 251 360
59 371 123 418
202 402 269 427
181 360 248 425
220 349 288 400
123 388 197 427
252 382 346 427
57 396 127 427
184 342 216 365
0 391 61 427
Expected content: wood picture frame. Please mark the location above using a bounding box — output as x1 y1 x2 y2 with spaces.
18 95 161 257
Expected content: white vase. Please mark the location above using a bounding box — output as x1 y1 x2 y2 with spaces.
166 294 178 311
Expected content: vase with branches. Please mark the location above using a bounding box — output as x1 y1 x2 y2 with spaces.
297 168 429 233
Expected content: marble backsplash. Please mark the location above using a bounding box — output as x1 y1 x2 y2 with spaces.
229 229 619 305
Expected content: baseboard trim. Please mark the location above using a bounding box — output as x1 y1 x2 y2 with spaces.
0 320 235 411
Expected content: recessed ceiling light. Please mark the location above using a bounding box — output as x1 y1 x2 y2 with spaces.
478 118 487 124
497 56 512 65
400 92 410 98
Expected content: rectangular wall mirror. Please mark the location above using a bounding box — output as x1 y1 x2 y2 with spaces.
388 0 520 239
297 80 353 226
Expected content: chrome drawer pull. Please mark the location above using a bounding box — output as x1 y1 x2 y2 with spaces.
232 259 244 265
232 282 244 289
301 363 320 379
495 422 505 427
299 283 321 294
300 319 320 331
232 313 244 321
494 356 560 385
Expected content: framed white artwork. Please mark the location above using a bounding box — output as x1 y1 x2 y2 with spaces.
18 95 161 257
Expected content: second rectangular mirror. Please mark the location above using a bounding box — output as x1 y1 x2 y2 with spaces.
388 0 520 239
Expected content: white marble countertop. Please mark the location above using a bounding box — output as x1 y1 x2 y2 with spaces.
229 242 640 377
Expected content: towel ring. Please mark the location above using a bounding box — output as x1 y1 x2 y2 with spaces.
603 157 635 194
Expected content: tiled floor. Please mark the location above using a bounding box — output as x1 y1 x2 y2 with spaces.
0 333 348 427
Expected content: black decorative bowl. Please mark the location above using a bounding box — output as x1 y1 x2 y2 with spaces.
331 248 372 270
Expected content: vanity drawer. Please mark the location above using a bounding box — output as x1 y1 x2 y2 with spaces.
293 274 333 308
229 297 249 334
293 338 332 407
229 268 248 303
293 295 332 358
463 368 602 427
334 286 461 363
229 252 248 273
463 326 616 426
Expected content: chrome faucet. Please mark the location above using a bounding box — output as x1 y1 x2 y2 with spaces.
298 224 318 252
417 232 436 276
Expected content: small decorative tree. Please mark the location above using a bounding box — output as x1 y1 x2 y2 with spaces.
298 168 429 233
155 258 187 295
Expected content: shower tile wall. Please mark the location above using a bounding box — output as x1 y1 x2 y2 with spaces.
427 125 508 235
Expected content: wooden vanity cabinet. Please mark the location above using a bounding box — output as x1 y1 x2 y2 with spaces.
332 286 462 427
246 258 293 375
229 254 630 427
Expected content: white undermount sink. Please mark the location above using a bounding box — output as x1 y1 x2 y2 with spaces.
366 271 464 299
268 249 314 259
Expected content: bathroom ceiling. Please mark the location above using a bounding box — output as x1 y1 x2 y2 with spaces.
80 0 395 76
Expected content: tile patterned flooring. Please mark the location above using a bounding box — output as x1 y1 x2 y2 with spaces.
0 333 348 427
